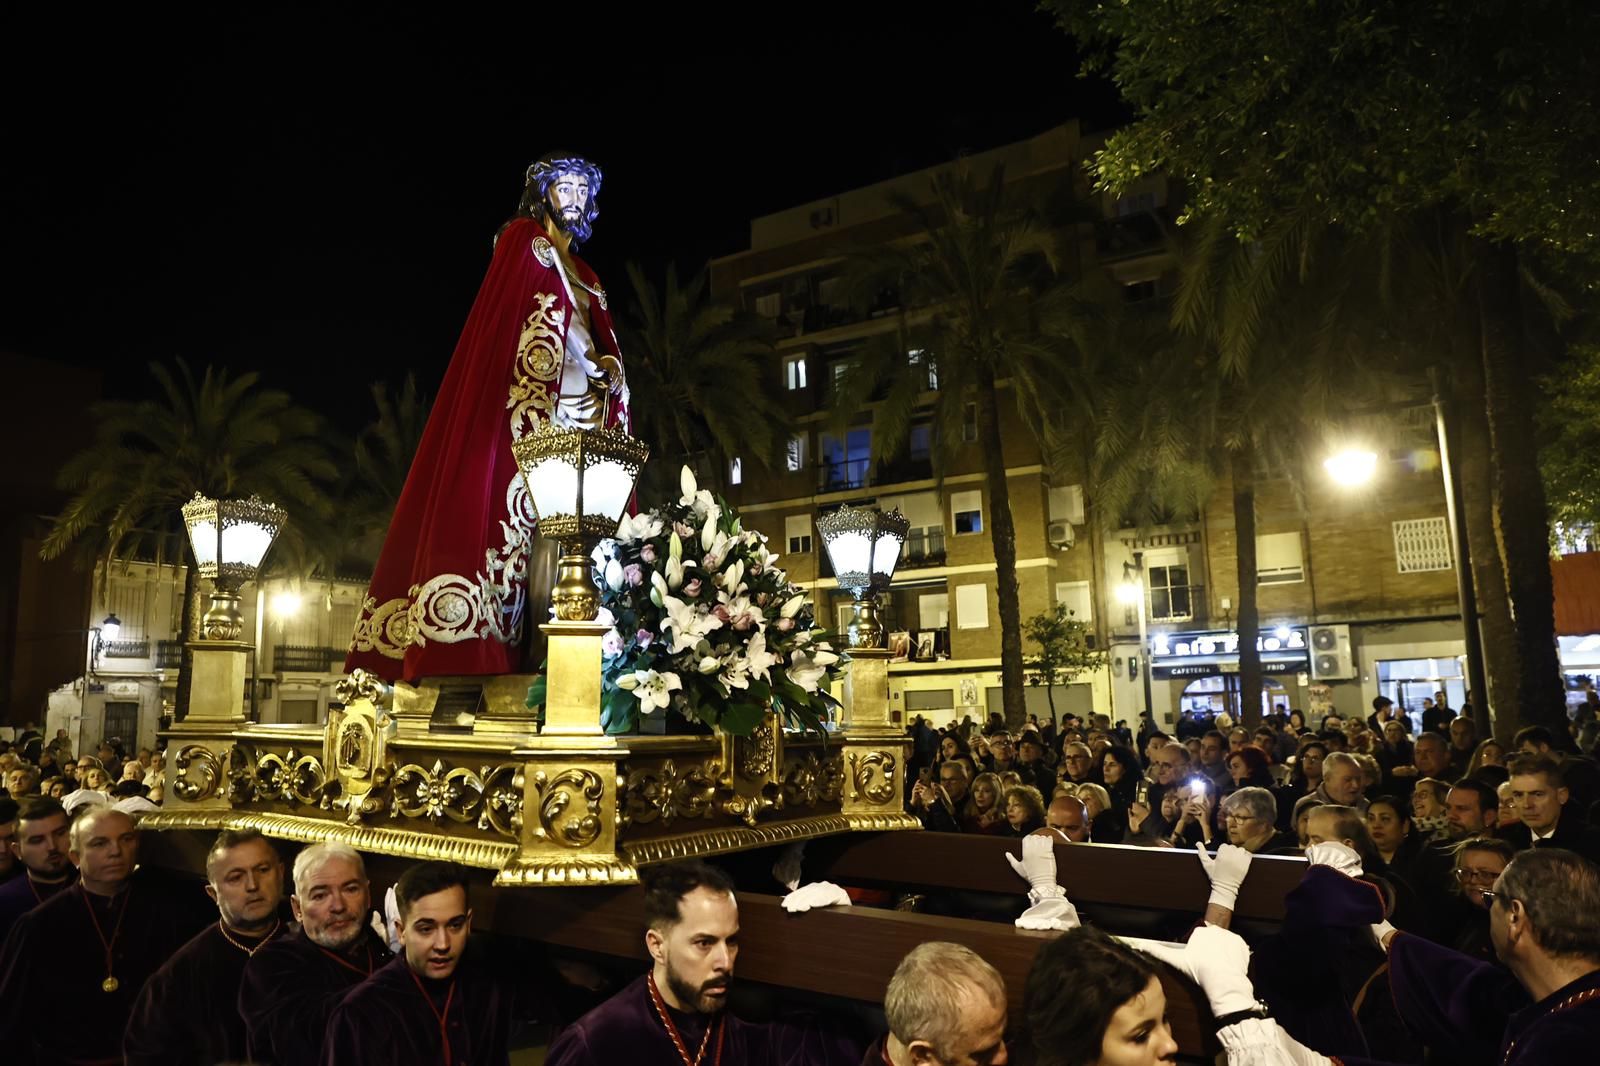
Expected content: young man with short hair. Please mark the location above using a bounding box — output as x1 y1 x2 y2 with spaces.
323 861 512 1065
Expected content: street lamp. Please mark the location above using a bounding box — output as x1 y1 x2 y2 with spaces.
181 493 287 642
817 504 909 648
511 421 648 621
1323 448 1379 487
1120 555 1153 719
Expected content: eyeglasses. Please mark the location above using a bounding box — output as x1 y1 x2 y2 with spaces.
1477 890 1498 908
1224 813 1262 824
1454 868 1501 885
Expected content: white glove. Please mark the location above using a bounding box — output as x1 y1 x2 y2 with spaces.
1005 833 1067 904
1370 918 1398 953
1121 924 1262 1018
781 881 851 913
1197 841 1253 911
1216 1017 1336 1065
1016 895 1081 931
1304 841 1363 877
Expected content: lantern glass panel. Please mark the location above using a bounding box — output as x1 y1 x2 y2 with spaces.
527 457 579 521
826 530 873 578
188 521 219 567
584 459 635 524
223 520 275 569
872 532 904 581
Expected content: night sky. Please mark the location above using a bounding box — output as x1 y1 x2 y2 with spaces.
2 6 1124 418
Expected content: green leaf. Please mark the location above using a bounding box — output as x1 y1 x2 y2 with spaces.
525 674 547 710
719 701 766 736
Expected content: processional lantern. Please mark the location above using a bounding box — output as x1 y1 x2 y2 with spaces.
512 422 649 622
817 504 909 649
181 493 286 641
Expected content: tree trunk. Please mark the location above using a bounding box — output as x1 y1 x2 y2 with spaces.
174 562 200 721
1474 238 1566 742
1230 445 1263 728
1452 361 1521 741
976 366 1028 730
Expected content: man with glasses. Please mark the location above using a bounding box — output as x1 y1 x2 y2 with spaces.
1371 848 1600 1063
1058 743 1096 787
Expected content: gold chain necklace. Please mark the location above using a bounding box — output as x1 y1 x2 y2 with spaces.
216 917 281 956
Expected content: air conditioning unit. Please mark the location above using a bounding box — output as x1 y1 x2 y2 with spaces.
1047 520 1077 550
1309 623 1356 680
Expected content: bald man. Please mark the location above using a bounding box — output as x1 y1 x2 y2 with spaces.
0 807 207 1064
239 842 392 1065
124 829 289 1065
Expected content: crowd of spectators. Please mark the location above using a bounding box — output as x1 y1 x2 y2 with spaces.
0 723 164 815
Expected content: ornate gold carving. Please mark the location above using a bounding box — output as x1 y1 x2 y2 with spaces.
171 744 222 802
820 752 845 803
492 854 637 887
531 236 556 268
136 809 518 870
720 786 780 828
255 748 328 806
478 764 524 840
228 744 258 804
622 758 719 828
392 759 485 823
739 721 776 779
335 669 389 709
781 753 826 809
847 750 899 805
325 697 395 824
533 768 605 848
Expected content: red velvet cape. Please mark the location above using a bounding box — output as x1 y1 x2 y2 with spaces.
346 217 629 682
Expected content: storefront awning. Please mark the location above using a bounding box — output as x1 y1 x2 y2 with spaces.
1553 551 1600 637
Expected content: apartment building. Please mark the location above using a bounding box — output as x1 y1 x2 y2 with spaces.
708 121 1470 730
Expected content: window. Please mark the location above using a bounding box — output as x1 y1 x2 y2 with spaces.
909 348 938 390
956 583 989 630
1394 517 1453 573
786 434 807 473
1146 557 1193 622
828 358 858 402
729 457 742 485
783 354 808 391
962 402 978 443
1256 531 1304 584
1048 484 1086 526
908 423 933 463
951 490 983 535
1123 280 1157 303
820 428 872 490
107 580 147 641
1115 191 1158 216
752 288 782 319
918 592 950 630
329 602 358 649
905 688 955 712
881 491 944 564
1055 581 1093 623
785 515 812 556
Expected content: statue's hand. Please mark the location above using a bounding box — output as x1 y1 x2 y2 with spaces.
592 354 624 391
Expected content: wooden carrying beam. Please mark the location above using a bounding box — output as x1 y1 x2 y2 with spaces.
809 832 1305 921
487 885 1223 1060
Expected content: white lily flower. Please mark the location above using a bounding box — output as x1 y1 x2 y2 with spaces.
789 647 840 693
665 555 684 590
680 466 698 501
780 595 807 619
700 508 718 552
661 595 724 654
604 558 624 592
719 654 752 691
745 628 780 678
697 655 722 674
628 669 682 715
651 570 669 601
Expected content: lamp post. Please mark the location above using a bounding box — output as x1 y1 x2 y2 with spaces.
817 505 910 649
181 494 287 641
1325 414 1488 736
511 422 649 623
78 614 124 752
1118 555 1153 720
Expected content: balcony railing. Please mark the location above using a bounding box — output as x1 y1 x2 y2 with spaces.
273 645 343 673
900 529 947 570
156 640 183 669
102 639 150 659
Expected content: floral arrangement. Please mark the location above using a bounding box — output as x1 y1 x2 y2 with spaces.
528 467 845 737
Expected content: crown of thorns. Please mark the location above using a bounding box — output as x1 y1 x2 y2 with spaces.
525 155 603 195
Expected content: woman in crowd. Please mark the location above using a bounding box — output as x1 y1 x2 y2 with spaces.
1287 709 1309 735
1002 784 1046 837
1410 777 1451 839
1061 781 1121 843
1288 739 1327 799
1467 738 1506 777
1098 745 1143 814
963 772 1007 834
1351 753 1383 800
1448 837 1515 962
1376 719 1414 781
939 732 969 764
1365 795 1430 890
1224 746 1274 796
1218 787 1296 853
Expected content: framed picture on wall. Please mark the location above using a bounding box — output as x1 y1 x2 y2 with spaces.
914 631 936 660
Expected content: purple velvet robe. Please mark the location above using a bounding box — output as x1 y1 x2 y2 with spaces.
323 953 512 1066
123 919 285 1066
0 867 75 947
239 925 393 1065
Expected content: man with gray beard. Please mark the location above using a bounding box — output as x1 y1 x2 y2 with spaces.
239 842 391 1065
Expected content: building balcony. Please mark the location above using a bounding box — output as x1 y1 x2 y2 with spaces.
155 640 183 669
272 645 343 673
1122 584 1206 629
899 529 947 571
102 639 151 659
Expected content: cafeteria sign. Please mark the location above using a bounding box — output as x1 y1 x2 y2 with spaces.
1150 627 1310 680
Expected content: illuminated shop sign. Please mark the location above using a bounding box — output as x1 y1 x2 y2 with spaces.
1149 627 1309 680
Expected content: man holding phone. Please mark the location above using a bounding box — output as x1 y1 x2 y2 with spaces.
910 761 970 833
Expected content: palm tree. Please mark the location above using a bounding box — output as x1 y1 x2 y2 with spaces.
615 263 791 504
41 360 339 718
832 166 1078 729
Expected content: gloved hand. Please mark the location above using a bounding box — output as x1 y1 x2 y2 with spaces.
1216 1017 1337 1065
1369 918 1398 953
1304 841 1363 877
1197 841 1253 911
781 881 851 913
1016 895 1081 932
1005 833 1067 904
1121 924 1263 1018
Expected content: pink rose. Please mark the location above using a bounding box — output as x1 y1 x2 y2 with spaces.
733 615 753 632
683 578 703 597
674 521 695 538
636 629 652 646
776 617 795 632
713 605 731 623
640 543 657 564
623 564 644 586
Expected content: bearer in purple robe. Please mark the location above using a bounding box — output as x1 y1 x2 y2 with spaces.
0 807 209 1065
323 860 513 1065
0 797 77 945
123 828 289 1065
1372 846 1600 1066
239 841 392 1065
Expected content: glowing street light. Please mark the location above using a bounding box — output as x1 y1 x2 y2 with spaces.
1324 448 1379 487
1116 578 1143 606
269 590 304 621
